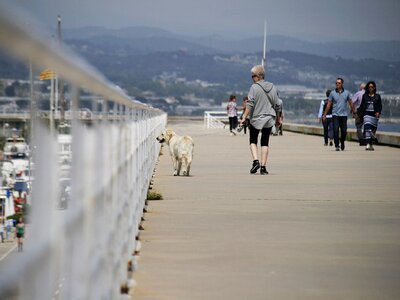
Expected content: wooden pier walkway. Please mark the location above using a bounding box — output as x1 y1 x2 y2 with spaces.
133 118 400 300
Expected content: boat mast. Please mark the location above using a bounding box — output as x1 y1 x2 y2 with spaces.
261 20 267 68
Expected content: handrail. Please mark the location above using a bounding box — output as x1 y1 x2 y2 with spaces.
204 111 227 128
0 3 167 299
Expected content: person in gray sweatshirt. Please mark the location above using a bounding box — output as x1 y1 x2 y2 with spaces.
240 65 281 175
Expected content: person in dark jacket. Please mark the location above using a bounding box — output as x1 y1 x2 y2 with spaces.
357 81 382 151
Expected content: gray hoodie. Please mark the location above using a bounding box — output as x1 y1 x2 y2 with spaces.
247 80 280 130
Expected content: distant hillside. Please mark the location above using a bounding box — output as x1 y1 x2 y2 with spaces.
1 27 400 100
65 26 400 61
240 36 400 62
67 35 217 55
0 50 28 79
64 26 177 39
68 42 400 93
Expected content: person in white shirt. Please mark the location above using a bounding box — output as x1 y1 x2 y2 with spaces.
226 94 238 136
352 83 366 145
318 90 333 146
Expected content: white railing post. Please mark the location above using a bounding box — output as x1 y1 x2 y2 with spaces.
0 4 167 299
203 111 226 129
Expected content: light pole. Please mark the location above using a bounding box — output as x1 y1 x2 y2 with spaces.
58 15 66 127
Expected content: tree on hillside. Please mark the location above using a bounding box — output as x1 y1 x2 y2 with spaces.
4 84 15 97
0 81 4 96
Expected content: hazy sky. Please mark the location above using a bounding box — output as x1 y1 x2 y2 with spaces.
5 0 400 41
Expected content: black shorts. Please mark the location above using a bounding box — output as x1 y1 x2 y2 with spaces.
249 124 272 146
17 233 24 238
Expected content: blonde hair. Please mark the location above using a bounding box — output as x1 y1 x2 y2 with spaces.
251 65 265 79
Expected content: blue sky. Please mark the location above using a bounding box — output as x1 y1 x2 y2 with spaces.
3 0 400 41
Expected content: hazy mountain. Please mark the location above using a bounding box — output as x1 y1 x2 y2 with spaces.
67 35 217 55
65 26 176 39
2 26 400 98
242 36 400 62
64 26 400 61
72 45 399 94
65 26 219 54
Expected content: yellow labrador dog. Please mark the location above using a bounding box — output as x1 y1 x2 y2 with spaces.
156 129 194 176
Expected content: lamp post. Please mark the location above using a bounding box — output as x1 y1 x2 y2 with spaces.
58 15 66 126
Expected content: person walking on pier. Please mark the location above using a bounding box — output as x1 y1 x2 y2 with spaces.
227 95 238 136
0 221 4 243
323 78 354 151
352 83 366 145
240 96 250 134
240 65 281 175
16 217 25 252
276 96 284 136
357 81 382 151
318 89 333 146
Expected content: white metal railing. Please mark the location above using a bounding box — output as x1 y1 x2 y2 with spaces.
204 111 228 129
0 3 166 299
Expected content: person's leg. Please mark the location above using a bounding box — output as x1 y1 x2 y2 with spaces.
260 127 272 174
355 118 364 145
332 116 340 149
363 117 376 150
363 117 371 149
327 118 334 145
229 117 234 131
340 116 347 150
233 116 238 129
260 127 272 165
250 144 258 160
371 118 379 144
261 146 269 165
322 119 329 145
249 124 260 173
249 124 259 158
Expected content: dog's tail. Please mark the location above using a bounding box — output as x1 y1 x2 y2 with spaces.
181 151 192 163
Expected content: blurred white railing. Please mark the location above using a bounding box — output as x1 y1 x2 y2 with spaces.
0 4 166 299
203 111 227 129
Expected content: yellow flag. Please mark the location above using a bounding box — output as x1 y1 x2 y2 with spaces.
39 69 55 80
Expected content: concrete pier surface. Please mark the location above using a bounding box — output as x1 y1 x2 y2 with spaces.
133 118 400 300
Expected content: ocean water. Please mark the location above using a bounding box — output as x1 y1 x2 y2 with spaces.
290 119 400 133
363 123 400 133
